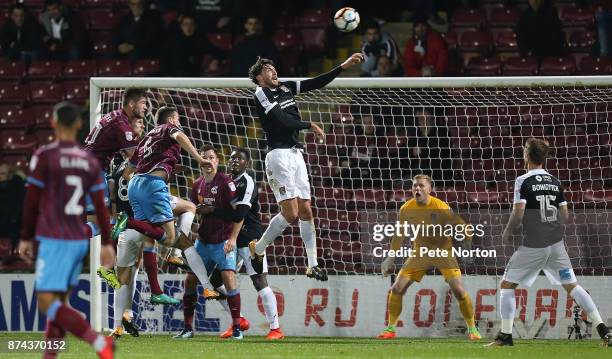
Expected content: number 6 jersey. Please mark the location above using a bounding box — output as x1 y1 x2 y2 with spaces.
131 123 182 178
513 168 567 248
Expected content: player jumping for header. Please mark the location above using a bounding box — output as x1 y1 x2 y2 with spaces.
247 53 363 280
83 88 147 289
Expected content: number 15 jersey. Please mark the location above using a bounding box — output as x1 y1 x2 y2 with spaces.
513 168 567 248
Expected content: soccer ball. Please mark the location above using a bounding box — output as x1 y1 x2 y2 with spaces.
334 7 360 32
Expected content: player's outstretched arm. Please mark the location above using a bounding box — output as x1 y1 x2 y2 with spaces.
299 53 363 93
173 131 212 167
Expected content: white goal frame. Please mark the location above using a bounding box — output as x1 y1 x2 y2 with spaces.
88 75 612 332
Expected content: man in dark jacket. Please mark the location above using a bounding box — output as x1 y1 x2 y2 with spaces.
1 3 42 63
113 0 163 61
160 14 225 76
229 16 278 77
39 0 88 60
516 0 565 61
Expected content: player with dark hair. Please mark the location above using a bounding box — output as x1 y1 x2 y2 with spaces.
197 147 284 340
188 144 245 339
120 106 217 321
247 53 363 281
18 101 115 359
489 138 612 347
84 87 148 289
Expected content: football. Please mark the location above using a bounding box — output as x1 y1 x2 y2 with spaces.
334 7 360 32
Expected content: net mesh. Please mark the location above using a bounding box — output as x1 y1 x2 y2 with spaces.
97 84 612 334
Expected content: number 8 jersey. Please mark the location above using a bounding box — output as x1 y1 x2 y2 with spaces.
131 123 182 177
26 141 105 240
513 168 567 248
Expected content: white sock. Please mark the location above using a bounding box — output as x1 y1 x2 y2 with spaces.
500 288 516 335
183 246 211 288
126 265 138 312
570 285 604 326
177 212 195 238
93 335 106 352
114 284 130 329
299 219 318 268
255 213 290 255
259 286 279 329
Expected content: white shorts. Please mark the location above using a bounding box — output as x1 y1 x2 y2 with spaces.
116 229 145 268
502 241 576 287
170 195 178 210
237 247 268 276
265 148 311 202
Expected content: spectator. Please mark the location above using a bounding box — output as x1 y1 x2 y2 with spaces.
193 0 233 34
515 0 565 61
229 16 278 77
0 164 26 249
596 8 612 56
0 3 42 63
364 54 403 77
404 108 452 184
113 0 163 61
403 15 448 77
360 21 400 76
39 0 88 61
160 14 225 76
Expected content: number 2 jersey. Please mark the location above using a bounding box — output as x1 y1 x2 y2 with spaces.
25 141 105 240
131 123 182 177
513 168 567 248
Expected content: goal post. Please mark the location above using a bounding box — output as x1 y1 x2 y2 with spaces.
89 76 612 337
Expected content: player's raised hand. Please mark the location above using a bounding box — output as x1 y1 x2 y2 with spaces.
341 53 364 69
381 256 395 277
310 123 325 140
17 240 34 265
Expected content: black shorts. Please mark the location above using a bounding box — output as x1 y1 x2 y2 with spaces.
237 227 263 249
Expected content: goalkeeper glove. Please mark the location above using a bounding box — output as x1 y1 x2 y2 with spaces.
381 257 395 277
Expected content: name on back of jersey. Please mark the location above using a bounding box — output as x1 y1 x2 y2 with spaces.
60 156 90 171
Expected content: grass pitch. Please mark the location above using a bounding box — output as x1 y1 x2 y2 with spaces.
0 332 608 359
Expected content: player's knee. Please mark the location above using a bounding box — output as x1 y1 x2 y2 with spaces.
250 273 268 291
391 282 407 296
282 212 299 224
185 201 196 214
221 270 237 291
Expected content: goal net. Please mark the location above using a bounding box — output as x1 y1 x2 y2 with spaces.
90 77 612 338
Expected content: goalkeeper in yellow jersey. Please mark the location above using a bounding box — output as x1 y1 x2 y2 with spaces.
377 174 481 340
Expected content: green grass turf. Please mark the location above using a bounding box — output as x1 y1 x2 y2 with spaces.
0 332 609 359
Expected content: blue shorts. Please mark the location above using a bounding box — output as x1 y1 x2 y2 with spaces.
86 171 109 214
195 240 237 273
128 174 173 224
35 237 89 292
